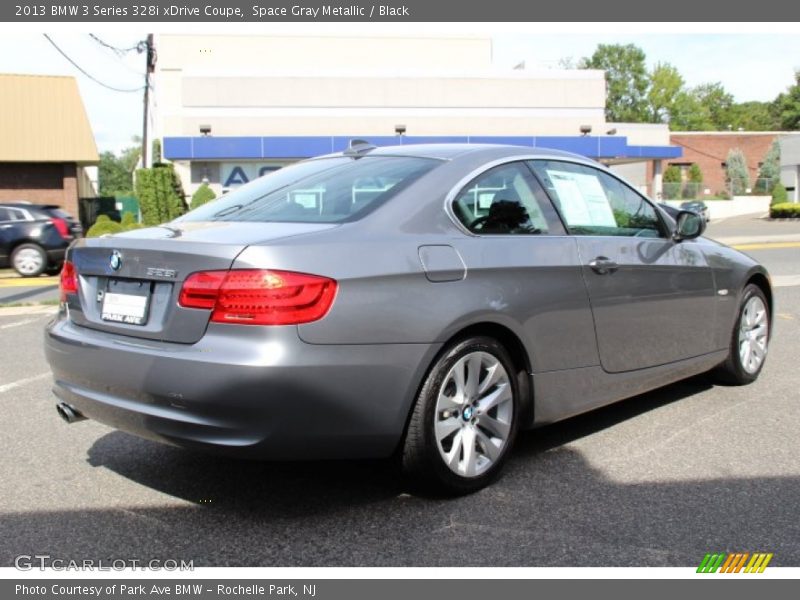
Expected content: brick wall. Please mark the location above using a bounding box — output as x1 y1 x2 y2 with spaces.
0 162 80 217
669 133 778 195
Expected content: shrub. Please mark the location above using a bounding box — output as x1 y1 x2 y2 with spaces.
120 212 144 230
190 182 217 210
756 139 780 193
134 163 186 226
663 165 681 183
770 202 800 218
688 163 703 183
86 215 124 237
771 182 788 204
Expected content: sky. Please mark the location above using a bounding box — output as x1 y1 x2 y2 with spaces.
0 31 797 155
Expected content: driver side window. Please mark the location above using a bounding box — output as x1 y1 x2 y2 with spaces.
452 163 551 235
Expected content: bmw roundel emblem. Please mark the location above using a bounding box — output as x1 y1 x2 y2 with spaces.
109 250 122 271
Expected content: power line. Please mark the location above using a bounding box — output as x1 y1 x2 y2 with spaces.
88 33 145 56
88 34 146 76
43 34 143 93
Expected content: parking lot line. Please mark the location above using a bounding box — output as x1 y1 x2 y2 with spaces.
0 373 49 394
0 277 59 288
0 318 38 330
731 242 800 251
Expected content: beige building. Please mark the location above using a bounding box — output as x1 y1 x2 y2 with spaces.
153 34 678 198
0 74 98 218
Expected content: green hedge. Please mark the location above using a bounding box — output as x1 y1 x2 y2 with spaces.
86 215 124 237
86 214 145 237
134 163 186 226
770 202 800 218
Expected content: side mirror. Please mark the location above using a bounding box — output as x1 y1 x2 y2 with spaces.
673 210 705 242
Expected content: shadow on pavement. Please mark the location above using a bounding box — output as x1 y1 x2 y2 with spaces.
1 375 796 567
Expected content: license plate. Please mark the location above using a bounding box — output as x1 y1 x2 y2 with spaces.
102 290 150 325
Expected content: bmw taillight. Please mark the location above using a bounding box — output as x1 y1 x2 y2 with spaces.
179 269 337 325
59 261 78 302
51 217 71 239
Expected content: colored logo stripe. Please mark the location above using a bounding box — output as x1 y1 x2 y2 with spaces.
697 552 773 573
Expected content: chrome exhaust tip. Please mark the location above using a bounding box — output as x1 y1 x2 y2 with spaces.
56 402 86 424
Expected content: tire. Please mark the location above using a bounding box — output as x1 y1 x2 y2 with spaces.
11 243 47 278
714 283 770 385
402 336 520 495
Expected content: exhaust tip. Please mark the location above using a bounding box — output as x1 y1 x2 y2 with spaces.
56 402 86 424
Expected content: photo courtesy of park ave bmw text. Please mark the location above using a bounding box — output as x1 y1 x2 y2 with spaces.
1 0 800 595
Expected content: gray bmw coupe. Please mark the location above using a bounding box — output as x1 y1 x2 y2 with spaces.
46 143 771 493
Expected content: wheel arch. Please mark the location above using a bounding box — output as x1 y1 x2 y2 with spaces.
399 320 535 448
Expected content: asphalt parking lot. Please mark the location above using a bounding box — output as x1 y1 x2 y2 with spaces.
1 243 799 568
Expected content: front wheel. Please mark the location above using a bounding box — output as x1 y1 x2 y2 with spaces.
402 336 520 494
714 284 770 385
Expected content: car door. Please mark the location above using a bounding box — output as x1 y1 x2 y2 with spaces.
0 207 13 263
528 160 717 373
450 161 599 373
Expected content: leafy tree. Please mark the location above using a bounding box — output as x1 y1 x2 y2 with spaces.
581 44 649 122
668 90 714 131
724 101 781 131
775 71 800 130
691 83 735 130
725 148 750 195
648 63 684 123
756 139 781 193
152 139 162 164
190 182 217 210
98 138 141 196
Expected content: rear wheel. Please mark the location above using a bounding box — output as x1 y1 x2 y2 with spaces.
402 336 519 494
715 284 770 385
11 243 47 277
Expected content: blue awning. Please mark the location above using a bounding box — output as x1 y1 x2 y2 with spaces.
163 135 681 162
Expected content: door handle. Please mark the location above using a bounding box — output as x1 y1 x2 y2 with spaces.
588 256 618 275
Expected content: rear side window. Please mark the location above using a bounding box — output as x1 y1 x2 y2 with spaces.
452 162 554 235
180 156 439 224
529 160 663 238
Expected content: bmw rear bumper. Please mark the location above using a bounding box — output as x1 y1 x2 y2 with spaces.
45 314 440 460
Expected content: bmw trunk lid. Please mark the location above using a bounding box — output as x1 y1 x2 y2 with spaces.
64 221 337 343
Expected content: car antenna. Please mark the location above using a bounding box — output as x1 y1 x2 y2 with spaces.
344 139 377 158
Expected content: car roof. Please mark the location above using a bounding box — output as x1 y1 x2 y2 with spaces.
321 143 598 164
0 202 58 210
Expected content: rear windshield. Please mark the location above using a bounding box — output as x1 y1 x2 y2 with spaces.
179 156 440 224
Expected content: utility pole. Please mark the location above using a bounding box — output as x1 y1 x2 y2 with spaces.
141 34 155 168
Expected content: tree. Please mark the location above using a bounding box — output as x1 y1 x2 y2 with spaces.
648 63 684 123
668 90 714 131
775 71 800 130
688 163 703 183
725 149 750 195
190 182 217 209
756 139 781 193
581 44 649 122
724 101 781 131
692 83 735 130
98 139 141 196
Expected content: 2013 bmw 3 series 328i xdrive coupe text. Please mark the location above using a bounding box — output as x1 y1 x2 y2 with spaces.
45 143 772 493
